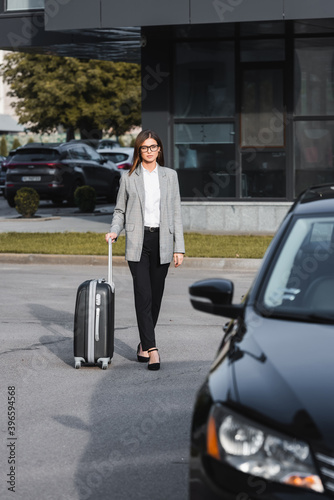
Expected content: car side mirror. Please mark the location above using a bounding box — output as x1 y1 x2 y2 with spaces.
189 278 244 319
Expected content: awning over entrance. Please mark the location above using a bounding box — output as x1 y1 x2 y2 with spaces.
0 114 25 134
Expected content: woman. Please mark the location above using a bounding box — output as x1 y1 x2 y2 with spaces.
105 129 185 371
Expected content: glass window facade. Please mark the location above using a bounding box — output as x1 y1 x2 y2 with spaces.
174 41 235 199
295 39 334 116
6 0 44 9
294 39 334 196
240 39 285 63
174 42 235 118
241 68 284 148
294 120 334 195
240 21 285 37
172 28 334 201
174 41 235 118
239 38 286 199
241 151 286 198
174 123 235 198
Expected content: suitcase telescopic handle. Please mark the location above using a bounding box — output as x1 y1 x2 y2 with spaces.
108 237 113 285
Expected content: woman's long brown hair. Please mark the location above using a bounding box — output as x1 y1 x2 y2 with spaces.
129 129 165 175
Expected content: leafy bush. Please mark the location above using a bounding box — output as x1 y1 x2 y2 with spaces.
74 185 96 213
14 187 40 218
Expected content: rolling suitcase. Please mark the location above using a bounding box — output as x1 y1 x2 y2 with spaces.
73 238 114 370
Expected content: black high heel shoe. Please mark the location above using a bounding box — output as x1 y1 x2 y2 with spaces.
137 343 149 363
147 348 160 371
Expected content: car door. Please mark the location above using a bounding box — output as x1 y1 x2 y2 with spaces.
81 145 111 195
67 145 101 192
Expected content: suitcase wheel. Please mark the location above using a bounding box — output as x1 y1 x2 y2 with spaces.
74 357 85 369
98 357 110 370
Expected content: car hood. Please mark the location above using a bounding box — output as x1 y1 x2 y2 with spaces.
209 309 334 447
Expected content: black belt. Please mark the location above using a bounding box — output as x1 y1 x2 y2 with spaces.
144 226 159 232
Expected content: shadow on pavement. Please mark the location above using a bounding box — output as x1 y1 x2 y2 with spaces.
54 359 201 500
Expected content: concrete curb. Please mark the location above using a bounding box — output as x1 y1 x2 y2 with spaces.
0 253 262 270
0 211 113 223
0 216 61 222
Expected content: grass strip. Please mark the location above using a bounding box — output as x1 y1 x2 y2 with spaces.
0 232 273 259
184 233 273 258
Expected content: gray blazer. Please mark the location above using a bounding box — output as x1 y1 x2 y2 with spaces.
110 165 185 264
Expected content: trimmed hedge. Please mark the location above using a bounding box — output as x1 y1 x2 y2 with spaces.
74 185 96 213
14 187 40 218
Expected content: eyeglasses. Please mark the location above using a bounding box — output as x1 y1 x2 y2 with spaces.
140 144 159 153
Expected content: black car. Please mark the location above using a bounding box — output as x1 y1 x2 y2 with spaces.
189 184 334 500
0 155 7 194
4 142 120 207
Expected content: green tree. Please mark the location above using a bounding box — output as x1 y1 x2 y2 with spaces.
11 137 21 150
0 53 141 139
0 136 8 156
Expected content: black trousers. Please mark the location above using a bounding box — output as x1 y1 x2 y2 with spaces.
128 230 170 351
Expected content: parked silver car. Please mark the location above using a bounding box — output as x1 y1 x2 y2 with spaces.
97 147 134 175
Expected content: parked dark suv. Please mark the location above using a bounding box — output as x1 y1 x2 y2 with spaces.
4 142 120 207
0 155 7 194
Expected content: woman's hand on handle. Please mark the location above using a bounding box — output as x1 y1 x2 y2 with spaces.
173 253 184 268
105 232 118 243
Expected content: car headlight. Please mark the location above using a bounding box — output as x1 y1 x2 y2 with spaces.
207 405 323 493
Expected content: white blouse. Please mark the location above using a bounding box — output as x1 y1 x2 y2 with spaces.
142 163 160 227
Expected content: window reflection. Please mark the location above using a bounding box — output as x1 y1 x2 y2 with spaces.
295 39 334 116
174 42 235 118
173 34 334 201
294 121 334 196
174 123 235 198
260 216 334 320
241 68 284 148
242 151 285 198
240 64 285 198
240 39 284 62
240 22 284 37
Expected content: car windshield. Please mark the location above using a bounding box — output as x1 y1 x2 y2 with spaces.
11 149 60 162
258 215 334 322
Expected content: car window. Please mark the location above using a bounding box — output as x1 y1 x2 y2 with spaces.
258 216 334 319
102 153 128 163
60 149 71 160
68 146 90 160
98 140 119 149
11 149 60 162
83 145 103 162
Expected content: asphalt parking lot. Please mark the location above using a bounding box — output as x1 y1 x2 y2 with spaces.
0 194 260 499
0 261 256 500
0 196 114 234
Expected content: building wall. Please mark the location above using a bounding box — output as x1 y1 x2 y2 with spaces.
140 28 172 165
139 21 334 233
181 201 292 234
43 0 334 30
